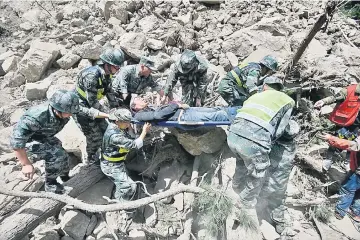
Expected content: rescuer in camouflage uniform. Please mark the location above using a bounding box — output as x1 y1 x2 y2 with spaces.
73 48 125 164
218 55 278 106
228 76 295 207
101 109 151 201
10 90 106 194
112 56 163 106
256 120 299 234
162 49 209 107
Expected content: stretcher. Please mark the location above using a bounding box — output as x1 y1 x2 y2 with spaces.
131 119 231 130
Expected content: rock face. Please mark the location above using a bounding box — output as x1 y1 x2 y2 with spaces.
74 43 103 60
61 210 90 240
18 41 60 83
171 127 227 156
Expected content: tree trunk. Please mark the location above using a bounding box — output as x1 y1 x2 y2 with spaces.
0 165 104 240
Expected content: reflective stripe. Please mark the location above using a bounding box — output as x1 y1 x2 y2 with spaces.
102 147 130 162
76 78 105 100
236 112 275 135
241 103 276 117
102 154 126 162
230 70 243 88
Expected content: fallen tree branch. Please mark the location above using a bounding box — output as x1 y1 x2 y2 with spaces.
0 185 204 213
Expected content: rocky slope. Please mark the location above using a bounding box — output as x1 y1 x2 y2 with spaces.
0 0 360 240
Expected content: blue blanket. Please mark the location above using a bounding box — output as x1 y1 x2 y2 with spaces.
131 119 231 130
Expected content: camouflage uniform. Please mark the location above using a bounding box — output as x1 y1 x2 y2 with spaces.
73 65 119 163
164 50 208 106
218 55 278 106
10 101 97 186
101 122 143 201
228 88 295 207
112 64 161 105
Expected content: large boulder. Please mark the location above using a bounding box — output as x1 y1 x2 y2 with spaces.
25 80 52 101
119 32 146 60
171 127 227 156
18 40 60 83
61 210 90 240
74 43 103 60
2 56 21 73
56 52 81 70
146 39 165 51
110 4 128 24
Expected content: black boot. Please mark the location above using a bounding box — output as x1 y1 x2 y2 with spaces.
60 173 70 182
45 178 65 194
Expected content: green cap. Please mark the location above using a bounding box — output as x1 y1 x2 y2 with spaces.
260 55 278 72
49 90 80 114
178 49 198 74
263 76 284 90
140 56 157 71
99 48 125 67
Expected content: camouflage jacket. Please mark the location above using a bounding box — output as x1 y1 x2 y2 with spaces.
112 65 161 96
76 65 119 110
10 103 96 149
322 83 360 105
102 123 143 159
226 62 263 94
164 55 208 99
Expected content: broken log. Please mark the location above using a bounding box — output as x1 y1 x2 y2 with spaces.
0 165 104 240
283 1 337 78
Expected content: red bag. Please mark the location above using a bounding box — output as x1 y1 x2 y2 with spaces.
329 84 360 127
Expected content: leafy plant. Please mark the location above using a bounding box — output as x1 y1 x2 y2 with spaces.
341 2 360 20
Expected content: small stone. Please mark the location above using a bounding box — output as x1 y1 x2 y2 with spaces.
193 16 206 30
4 71 26 87
93 34 106 45
72 34 88 44
173 12 192 25
146 39 165 50
110 40 118 46
2 56 21 73
128 229 146 240
19 22 34 31
71 18 85 27
61 210 90 240
56 52 81 70
77 59 92 69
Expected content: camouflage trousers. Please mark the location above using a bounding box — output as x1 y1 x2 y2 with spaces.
100 161 136 201
181 83 201 107
73 113 108 164
217 76 248 106
26 137 69 180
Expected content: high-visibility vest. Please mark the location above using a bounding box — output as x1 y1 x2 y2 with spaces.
329 84 360 127
236 90 295 134
76 66 108 101
102 126 131 162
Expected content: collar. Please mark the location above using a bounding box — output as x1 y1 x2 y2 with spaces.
136 65 142 77
48 105 59 123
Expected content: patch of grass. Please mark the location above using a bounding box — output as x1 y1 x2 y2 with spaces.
314 205 333 223
234 208 259 232
193 184 233 235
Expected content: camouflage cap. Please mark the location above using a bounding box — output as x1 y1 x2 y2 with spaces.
282 120 300 140
263 76 284 90
49 90 80 114
260 55 278 72
140 56 157 71
178 49 198 74
109 108 132 122
100 48 125 67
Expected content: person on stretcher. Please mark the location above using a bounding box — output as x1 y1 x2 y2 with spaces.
130 97 241 124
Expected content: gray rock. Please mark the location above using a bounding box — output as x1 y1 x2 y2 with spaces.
18 40 60 83
196 0 224 4
25 80 52 101
10 108 26 125
3 71 26 87
171 127 227 156
110 5 128 24
138 15 158 33
107 17 126 36
71 18 85 27
93 34 106 45
77 59 92 69
77 178 114 205
56 53 81 70
33 229 60 240
75 43 103 60
98 0 115 22
72 34 88 44
2 56 21 73
128 229 146 240
173 12 192 25
333 43 360 67
86 215 98 236
96 228 113 239
61 210 91 240
119 32 146 60
146 39 165 50
260 220 279 240
193 16 206 30
61 236 74 240
19 22 34 31
0 51 15 61
225 52 238 67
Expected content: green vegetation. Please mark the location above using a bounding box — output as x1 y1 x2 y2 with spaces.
341 2 360 20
